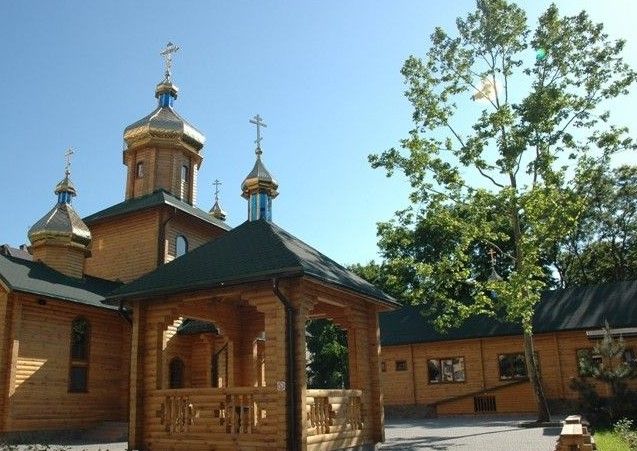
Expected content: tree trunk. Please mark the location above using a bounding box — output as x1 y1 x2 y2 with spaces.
523 330 551 422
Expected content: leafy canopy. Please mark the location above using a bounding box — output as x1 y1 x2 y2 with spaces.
369 0 636 333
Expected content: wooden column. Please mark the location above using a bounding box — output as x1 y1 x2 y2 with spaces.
346 307 372 439
293 296 313 451
367 307 385 443
128 304 145 450
253 298 287 449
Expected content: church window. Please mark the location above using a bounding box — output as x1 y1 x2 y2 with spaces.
180 165 189 200
69 317 90 392
428 357 465 383
136 161 144 178
169 357 185 388
176 235 188 257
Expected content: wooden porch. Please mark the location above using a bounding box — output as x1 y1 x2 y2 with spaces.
126 278 389 450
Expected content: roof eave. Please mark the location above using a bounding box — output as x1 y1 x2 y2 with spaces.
104 267 305 305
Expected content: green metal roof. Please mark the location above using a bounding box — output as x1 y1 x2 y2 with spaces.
83 189 231 231
177 319 218 335
108 219 398 306
379 280 637 346
0 254 121 309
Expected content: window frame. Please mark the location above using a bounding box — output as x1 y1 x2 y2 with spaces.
136 161 144 178
68 317 90 393
576 347 603 377
427 356 466 384
395 360 408 372
175 235 188 257
498 352 530 381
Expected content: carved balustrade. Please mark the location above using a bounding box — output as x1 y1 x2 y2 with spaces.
153 387 277 440
306 389 364 438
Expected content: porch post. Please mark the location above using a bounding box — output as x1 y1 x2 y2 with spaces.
128 304 145 450
346 307 372 439
367 306 385 443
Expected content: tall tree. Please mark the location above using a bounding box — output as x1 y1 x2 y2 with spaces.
370 0 635 421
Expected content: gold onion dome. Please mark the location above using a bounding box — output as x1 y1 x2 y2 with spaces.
28 174 91 248
209 200 227 221
123 78 205 151
241 153 279 198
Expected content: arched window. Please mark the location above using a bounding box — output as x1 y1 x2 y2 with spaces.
136 161 144 178
69 317 90 393
169 357 185 388
176 235 188 257
180 164 189 200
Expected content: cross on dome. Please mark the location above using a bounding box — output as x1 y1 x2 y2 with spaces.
249 114 267 156
64 147 74 177
160 42 180 81
213 179 222 201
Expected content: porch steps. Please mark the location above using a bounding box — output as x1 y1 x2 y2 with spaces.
81 421 128 443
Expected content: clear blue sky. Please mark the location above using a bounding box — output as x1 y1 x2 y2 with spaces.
3 1 636 267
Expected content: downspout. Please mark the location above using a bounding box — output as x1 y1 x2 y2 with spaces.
272 278 299 451
118 299 132 325
157 207 177 267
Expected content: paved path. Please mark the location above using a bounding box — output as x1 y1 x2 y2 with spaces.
6 415 562 450
381 415 562 450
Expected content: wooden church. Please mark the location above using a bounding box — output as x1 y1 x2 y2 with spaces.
0 45 396 450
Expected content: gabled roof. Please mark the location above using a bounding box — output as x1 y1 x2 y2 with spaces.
380 280 637 346
0 254 121 309
108 219 398 306
83 189 231 231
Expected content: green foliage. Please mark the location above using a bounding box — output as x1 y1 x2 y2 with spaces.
594 428 633 451
614 418 637 450
306 319 349 389
369 0 636 421
570 323 637 426
558 165 637 287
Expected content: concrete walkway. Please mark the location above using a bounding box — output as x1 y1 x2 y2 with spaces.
4 415 562 450
381 415 563 450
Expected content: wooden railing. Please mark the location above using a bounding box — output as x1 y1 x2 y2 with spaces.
306 389 364 442
151 387 278 440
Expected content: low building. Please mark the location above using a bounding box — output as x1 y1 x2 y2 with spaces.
379 281 637 415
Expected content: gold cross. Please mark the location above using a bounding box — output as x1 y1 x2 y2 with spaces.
64 147 74 177
487 248 497 265
160 42 180 80
249 114 267 155
213 179 222 201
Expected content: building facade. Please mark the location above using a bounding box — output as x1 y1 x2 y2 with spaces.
379 282 637 415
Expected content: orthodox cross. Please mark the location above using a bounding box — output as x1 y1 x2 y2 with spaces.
64 147 74 177
160 42 180 80
487 248 497 266
213 179 222 201
249 114 267 155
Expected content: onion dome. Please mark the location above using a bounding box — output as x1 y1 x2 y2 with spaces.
209 179 227 221
28 174 91 249
242 115 278 222
123 77 205 151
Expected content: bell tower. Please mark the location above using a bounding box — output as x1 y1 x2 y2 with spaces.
122 43 205 205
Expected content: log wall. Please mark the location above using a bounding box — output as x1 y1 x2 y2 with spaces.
3 293 129 432
84 209 160 282
381 330 637 413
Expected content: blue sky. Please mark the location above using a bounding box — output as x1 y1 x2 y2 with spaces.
3 1 636 266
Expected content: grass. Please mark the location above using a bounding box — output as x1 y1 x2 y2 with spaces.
594 429 632 451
